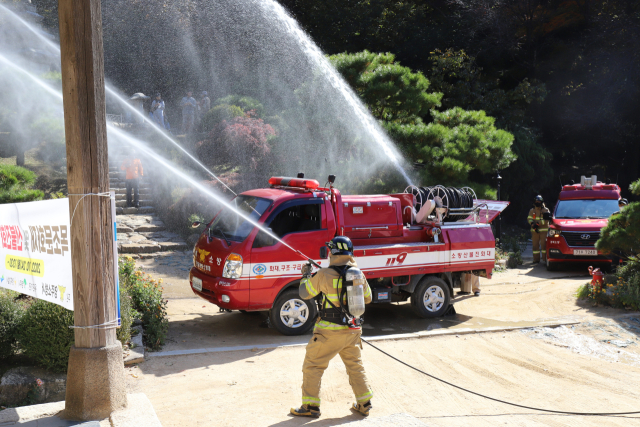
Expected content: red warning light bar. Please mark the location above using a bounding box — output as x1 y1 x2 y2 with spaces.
269 176 320 190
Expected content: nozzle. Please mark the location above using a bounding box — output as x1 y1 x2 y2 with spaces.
297 172 305 178
328 174 336 184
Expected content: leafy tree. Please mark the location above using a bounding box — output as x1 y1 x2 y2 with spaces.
201 104 244 132
329 51 516 191
427 49 549 215
0 165 44 203
214 95 266 118
596 179 640 257
329 51 442 124
196 114 276 173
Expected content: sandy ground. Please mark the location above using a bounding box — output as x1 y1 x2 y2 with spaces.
129 256 640 426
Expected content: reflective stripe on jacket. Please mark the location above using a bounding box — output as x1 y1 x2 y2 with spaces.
299 254 372 333
528 206 550 233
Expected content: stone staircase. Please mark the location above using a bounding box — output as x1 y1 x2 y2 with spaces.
110 160 188 258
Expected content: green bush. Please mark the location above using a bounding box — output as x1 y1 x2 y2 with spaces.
17 300 74 373
119 256 168 350
0 290 25 360
116 283 135 345
0 164 44 204
577 258 640 310
201 104 244 132
214 95 265 118
614 257 640 311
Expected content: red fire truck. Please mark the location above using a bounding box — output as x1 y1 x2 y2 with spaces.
189 176 508 335
545 175 623 271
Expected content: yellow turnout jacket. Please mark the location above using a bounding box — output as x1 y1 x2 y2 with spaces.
299 254 372 333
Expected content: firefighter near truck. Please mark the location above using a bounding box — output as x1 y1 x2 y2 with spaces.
545 175 625 271
188 174 508 335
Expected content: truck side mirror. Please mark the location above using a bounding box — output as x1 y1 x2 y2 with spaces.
254 227 275 248
320 246 328 259
543 212 551 221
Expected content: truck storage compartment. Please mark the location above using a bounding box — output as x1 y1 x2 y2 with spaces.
340 195 403 239
372 287 392 303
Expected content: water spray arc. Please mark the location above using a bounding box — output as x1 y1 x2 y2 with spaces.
0 3 237 196
0 52 318 266
252 0 414 186
107 126 320 267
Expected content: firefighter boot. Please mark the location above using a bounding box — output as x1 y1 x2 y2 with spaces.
351 400 372 416
290 404 321 418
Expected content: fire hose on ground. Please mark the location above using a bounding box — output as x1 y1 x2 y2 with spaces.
360 337 640 416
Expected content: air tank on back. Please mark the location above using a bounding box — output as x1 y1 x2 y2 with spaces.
345 267 366 318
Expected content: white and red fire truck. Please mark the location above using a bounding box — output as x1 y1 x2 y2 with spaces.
545 175 623 271
189 176 508 335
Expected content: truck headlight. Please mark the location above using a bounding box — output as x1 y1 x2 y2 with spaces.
548 228 561 237
222 253 243 279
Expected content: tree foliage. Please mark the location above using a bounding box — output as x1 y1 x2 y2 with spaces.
196 112 276 172
329 51 516 189
0 165 44 204
330 51 442 124
597 179 640 256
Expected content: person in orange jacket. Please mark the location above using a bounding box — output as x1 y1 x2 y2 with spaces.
120 155 143 208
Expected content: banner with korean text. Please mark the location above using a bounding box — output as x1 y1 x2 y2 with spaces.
0 198 73 310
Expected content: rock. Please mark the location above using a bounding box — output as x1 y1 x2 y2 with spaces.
124 326 145 365
116 225 133 233
135 224 166 232
120 244 162 254
0 367 66 406
160 242 188 251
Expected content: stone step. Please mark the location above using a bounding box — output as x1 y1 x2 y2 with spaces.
112 188 152 196
109 184 152 192
115 199 153 208
118 241 187 254
116 206 155 215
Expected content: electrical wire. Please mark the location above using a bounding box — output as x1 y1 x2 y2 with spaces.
360 337 640 416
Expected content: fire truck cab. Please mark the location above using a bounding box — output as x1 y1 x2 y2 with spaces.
545 175 622 271
189 176 508 335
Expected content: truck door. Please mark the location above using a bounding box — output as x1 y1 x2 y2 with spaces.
248 199 329 309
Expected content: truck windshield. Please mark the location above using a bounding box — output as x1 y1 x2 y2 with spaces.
209 196 272 242
555 199 620 219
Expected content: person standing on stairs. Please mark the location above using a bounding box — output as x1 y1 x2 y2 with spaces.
120 154 144 208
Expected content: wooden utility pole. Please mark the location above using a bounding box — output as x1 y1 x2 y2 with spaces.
58 0 126 420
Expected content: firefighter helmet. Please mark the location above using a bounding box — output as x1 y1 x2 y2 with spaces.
326 236 353 256
535 195 544 203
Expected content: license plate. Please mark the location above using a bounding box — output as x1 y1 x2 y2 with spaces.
573 249 597 256
192 276 202 291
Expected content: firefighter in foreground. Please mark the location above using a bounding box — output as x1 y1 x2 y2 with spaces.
291 236 374 418
528 195 550 264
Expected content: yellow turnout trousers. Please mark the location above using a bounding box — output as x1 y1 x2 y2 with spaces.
301 329 373 407
532 231 546 262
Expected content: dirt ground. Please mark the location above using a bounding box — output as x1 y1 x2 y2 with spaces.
128 256 640 426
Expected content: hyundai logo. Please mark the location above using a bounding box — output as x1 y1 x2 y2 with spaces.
581 234 591 240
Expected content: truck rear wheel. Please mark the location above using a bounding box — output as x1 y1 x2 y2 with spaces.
269 289 317 336
411 277 451 318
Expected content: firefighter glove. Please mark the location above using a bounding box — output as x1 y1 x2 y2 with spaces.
301 262 313 278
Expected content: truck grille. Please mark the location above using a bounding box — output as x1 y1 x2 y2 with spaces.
563 231 600 247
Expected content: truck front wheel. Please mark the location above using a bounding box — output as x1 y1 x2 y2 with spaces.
411 277 451 318
269 289 317 335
